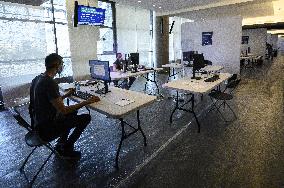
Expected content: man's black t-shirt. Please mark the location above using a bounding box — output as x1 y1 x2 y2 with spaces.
30 74 60 126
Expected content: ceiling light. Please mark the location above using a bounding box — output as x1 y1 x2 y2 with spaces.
138 0 141 2
153 5 156 7
159 6 162 9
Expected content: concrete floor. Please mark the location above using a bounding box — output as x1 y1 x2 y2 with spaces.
0 56 283 188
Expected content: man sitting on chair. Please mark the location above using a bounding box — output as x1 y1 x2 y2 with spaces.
113 53 136 89
30 53 100 160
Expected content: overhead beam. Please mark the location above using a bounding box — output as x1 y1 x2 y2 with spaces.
0 0 47 6
242 22 284 30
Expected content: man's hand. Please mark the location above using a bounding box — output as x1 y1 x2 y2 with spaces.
85 96 100 104
64 88 75 98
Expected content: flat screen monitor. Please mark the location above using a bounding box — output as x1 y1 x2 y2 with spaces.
74 1 105 27
89 60 110 82
192 54 205 71
130 53 139 65
183 51 194 61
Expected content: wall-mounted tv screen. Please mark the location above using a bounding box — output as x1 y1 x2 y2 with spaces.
74 1 105 27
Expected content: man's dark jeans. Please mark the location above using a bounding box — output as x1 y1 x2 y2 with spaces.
36 112 91 147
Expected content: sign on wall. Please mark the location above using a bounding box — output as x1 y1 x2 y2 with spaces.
242 36 249 44
202 32 213 46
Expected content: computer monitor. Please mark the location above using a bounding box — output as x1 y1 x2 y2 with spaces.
130 53 139 65
89 60 110 93
192 54 205 79
183 51 194 62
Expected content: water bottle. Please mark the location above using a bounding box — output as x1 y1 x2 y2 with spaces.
122 62 126 73
75 82 80 92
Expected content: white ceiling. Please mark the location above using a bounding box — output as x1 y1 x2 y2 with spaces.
112 0 271 16
175 0 275 21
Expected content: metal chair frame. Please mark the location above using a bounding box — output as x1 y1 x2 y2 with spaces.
9 104 62 187
208 77 240 122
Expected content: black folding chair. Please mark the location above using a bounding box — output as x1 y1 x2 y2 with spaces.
208 76 241 122
9 104 61 187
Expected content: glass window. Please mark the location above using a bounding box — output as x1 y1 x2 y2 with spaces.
116 6 152 66
100 28 114 53
98 1 115 56
0 0 72 82
98 1 113 28
56 24 71 57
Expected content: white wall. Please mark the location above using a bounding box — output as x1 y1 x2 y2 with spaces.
66 0 99 80
241 28 267 57
181 16 242 74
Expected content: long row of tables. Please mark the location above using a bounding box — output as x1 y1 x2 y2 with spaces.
60 64 231 168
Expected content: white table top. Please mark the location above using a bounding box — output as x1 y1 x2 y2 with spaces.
59 84 157 119
162 63 183 69
162 73 232 94
110 68 163 81
240 54 258 59
240 56 250 60
162 64 223 72
201 65 224 72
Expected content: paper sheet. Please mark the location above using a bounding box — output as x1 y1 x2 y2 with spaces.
115 99 135 107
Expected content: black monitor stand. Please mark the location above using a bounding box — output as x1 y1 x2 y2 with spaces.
186 60 193 67
95 81 110 94
191 69 202 80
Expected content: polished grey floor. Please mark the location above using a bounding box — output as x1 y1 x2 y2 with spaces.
0 56 283 188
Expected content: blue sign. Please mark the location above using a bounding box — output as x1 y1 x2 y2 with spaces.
242 36 249 44
78 5 105 26
202 32 213 46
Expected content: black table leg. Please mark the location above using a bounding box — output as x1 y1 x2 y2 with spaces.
142 72 160 96
137 110 147 146
169 92 201 133
191 94 201 133
115 110 147 169
170 91 179 123
115 118 125 169
144 73 149 92
153 71 160 95
167 67 171 82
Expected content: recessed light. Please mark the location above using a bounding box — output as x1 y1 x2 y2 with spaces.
138 0 141 2
159 6 162 9
153 5 156 7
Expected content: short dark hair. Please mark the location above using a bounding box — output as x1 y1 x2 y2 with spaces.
45 53 63 70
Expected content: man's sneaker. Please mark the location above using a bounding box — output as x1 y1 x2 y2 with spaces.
59 150 81 160
55 145 81 160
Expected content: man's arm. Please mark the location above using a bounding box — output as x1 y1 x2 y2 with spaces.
51 96 100 115
61 88 75 99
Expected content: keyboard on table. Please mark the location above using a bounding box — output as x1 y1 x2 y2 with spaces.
204 75 220 82
73 91 94 100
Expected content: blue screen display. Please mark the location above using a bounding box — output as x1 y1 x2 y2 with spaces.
89 60 110 81
77 5 105 26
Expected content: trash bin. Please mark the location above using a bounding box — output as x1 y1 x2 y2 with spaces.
0 86 4 110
